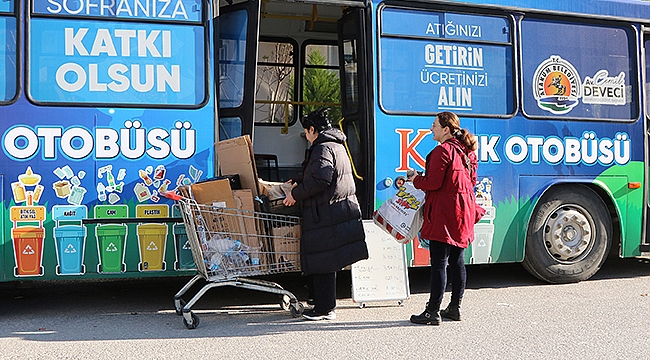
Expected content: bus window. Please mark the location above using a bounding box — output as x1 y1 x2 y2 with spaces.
1 2 17 103
378 7 514 116
341 36 358 115
220 10 249 109
302 42 340 121
521 18 637 121
220 117 243 140
28 1 206 107
255 39 296 124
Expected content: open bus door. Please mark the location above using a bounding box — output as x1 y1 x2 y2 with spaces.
338 7 373 218
217 0 261 140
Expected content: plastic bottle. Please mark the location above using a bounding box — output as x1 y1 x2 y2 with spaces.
208 252 223 271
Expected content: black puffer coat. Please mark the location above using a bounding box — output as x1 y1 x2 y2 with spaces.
291 128 368 275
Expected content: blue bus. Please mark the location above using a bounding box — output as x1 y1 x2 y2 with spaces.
2 0 649 283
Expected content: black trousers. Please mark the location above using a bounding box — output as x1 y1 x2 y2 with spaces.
309 272 337 314
427 240 466 309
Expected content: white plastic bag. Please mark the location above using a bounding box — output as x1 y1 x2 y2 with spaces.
373 182 425 244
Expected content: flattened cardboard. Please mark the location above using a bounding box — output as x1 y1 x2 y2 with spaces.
233 189 264 249
270 225 301 271
217 135 260 198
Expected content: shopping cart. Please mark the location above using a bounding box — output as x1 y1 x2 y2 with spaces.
167 194 304 329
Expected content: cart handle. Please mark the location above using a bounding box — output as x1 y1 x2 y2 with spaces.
161 191 183 201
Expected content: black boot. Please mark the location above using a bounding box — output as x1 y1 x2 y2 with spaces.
440 298 462 321
410 303 441 325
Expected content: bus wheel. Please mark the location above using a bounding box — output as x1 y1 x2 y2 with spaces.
522 185 612 283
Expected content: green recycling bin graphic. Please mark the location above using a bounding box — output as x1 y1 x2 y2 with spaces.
96 225 127 273
95 205 128 273
172 204 195 270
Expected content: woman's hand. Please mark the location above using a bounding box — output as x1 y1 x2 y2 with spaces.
283 191 296 206
406 169 418 181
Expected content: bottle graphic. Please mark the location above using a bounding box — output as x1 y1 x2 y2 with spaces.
153 165 166 181
11 182 27 203
107 171 116 187
33 185 44 203
97 183 107 202
139 169 153 186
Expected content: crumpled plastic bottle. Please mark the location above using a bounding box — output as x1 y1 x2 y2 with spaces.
228 240 251 268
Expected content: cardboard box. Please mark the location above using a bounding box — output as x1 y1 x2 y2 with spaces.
233 189 264 248
217 135 260 198
233 189 255 212
178 178 238 208
179 180 252 248
270 225 301 271
188 188 254 243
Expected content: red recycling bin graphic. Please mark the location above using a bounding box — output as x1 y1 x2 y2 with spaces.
11 206 46 277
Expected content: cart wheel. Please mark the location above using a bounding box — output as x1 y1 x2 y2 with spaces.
183 312 199 329
290 302 304 317
359 303 365 309
398 300 404 306
279 295 291 311
175 298 187 315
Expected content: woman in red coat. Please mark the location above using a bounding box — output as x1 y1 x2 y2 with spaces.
408 112 484 325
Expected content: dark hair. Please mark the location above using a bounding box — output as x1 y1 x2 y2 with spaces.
436 111 477 151
300 108 332 132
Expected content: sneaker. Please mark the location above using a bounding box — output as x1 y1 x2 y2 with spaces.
410 309 441 325
302 309 336 321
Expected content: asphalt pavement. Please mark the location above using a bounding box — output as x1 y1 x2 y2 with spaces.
1 258 649 359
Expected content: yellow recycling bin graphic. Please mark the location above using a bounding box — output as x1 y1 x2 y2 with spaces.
136 204 169 271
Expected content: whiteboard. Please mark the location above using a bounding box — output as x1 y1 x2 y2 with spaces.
351 220 410 305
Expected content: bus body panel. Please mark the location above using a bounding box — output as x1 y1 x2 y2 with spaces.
2 0 649 284
370 0 647 269
429 0 650 21
0 0 217 281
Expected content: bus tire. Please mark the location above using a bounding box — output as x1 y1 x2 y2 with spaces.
522 185 612 284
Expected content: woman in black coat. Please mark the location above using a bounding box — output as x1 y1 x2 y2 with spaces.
283 109 368 321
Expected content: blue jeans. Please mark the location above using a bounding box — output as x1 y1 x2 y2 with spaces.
427 239 466 309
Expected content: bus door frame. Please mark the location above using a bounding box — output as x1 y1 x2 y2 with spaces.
217 0 261 139
642 29 650 253
337 6 374 218
0 175 4 280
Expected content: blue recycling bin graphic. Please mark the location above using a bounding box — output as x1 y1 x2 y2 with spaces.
52 205 88 275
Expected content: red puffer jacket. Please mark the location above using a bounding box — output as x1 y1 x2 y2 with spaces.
412 138 484 249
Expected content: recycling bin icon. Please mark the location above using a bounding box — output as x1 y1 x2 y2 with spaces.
52 205 88 275
96 224 127 273
10 206 46 277
471 206 496 264
173 204 195 270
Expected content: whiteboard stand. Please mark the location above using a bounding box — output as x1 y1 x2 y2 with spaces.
351 220 410 308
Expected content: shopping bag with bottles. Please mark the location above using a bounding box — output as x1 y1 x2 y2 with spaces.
373 181 425 244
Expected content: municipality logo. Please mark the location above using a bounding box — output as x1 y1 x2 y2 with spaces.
533 55 581 114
